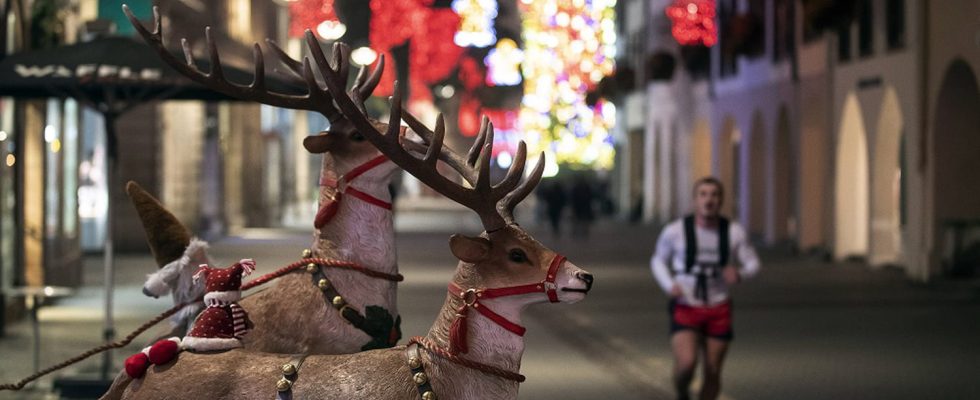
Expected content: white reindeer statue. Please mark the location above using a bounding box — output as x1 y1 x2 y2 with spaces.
102 54 595 398
124 5 482 355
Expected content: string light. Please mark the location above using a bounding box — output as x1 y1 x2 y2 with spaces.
666 0 717 46
452 0 498 47
518 0 617 170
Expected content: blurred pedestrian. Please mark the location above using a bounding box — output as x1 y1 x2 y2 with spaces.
650 177 760 400
570 174 595 238
541 180 567 237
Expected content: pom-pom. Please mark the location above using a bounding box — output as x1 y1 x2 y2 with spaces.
192 265 209 284
124 352 150 379
147 337 181 365
238 259 256 275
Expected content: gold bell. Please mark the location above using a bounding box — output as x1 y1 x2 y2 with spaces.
332 296 345 306
281 363 297 376
422 391 437 400
302 249 313 258
318 279 331 290
306 263 318 273
276 378 293 392
408 356 422 369
413 372 428 385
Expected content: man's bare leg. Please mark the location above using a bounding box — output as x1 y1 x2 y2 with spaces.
671 330 700 400
699 337 730 400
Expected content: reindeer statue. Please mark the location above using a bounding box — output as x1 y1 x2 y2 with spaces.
124 5 483 355
103 58 595 398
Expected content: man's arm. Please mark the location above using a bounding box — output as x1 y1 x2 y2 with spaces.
731 223 760 280
650 225 677 294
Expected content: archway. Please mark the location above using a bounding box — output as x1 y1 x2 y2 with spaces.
717 115 740 219
773 106 794 242
748 111 767 240
691 118 713 183
870 87 904 266
933 60 980 271
835 93 870 259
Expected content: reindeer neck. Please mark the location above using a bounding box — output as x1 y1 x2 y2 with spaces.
423 270 528 398
312 179 396 273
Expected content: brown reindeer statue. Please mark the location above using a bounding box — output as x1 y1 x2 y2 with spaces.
102 67 595 399
123 5 483 355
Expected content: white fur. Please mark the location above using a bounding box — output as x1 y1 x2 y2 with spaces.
180 336 242 352
143 238 211 328
203 291 241 304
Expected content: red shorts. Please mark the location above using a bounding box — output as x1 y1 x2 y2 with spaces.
669 299 733 340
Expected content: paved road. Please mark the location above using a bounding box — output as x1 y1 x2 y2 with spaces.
1 217 979 399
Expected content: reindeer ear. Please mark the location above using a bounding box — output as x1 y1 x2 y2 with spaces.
303 132 338 154
449 234 491 263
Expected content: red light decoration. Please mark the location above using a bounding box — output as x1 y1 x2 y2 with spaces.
410 8 465 84
288 0 339 39
458 94 482 137
666 0 717 47
370 0 433 50
458 56 485 91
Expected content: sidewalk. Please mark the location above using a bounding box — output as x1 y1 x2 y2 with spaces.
1 217 978 399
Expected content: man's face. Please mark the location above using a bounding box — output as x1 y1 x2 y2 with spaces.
694 182 723 218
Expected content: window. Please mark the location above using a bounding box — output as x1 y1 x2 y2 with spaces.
886 0 906 50
857 0 873 57
837 21 851 62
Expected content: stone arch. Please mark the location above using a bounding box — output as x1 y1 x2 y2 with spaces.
870 87 904 266
933 59 980 262
748 110 767 240
835 93 870 259
691 118 713 184
773 105 794 242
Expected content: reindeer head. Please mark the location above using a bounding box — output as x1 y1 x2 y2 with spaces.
449 226 593 305
297 35 594 304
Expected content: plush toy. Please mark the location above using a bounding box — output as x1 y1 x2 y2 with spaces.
126 181 211 338
181 259 256 352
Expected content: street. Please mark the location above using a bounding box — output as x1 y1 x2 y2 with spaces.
1 216 979 399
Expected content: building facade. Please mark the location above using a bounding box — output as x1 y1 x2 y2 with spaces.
617 0 980 281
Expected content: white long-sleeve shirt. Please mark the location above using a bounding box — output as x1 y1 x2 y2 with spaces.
650 218 760 306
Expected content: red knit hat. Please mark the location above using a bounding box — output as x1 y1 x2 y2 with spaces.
192 259 255 304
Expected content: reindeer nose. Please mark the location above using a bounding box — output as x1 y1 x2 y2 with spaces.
577 272 594 291
142 286 158 298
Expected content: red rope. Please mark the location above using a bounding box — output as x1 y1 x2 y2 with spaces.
409 336 526 383
0 257 401 391
242 258 403 290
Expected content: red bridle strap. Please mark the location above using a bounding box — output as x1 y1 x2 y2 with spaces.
315 155 392 228
446 254 567 354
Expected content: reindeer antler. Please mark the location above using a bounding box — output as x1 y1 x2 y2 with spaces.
124 5 358 124
303 32 544 231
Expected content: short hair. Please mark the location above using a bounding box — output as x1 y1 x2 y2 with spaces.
693 176 725 199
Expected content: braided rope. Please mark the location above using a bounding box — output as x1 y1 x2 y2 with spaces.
0 256 400 391
243 258 403 290
0 298 198 391
409 336 526 383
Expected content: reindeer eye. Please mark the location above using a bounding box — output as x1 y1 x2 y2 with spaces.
350 131 366 142
508 249 529 264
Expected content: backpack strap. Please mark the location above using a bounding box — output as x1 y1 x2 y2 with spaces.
683 215 697 274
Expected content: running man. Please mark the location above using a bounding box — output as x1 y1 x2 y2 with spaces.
650 176 760 400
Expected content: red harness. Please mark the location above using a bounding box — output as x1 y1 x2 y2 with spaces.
447 254 566 354
314 155 392 228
